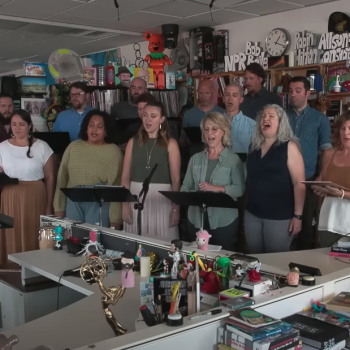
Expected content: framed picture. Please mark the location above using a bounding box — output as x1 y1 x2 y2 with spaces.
83 67 97 86
21 98 48 132
134 68 154 88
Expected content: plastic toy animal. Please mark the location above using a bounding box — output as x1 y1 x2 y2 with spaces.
52 226 63 250
144 31 173 89
196 229 211 251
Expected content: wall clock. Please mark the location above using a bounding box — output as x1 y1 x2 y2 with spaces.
265 28 291 57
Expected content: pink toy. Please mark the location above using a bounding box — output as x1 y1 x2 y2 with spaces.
196 229 212 251
121 251 135 288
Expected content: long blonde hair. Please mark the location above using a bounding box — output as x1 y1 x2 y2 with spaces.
332 111 350 150
200 112 232 148
137 101 171 148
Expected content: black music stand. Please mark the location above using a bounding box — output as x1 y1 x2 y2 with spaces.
0 173 19 186
61 186 136 226
183 127 202 144
33 132 71 154
0 213 14 229
159 191 238 229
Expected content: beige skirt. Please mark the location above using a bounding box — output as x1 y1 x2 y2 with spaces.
124 182 179 241
0 181 46 264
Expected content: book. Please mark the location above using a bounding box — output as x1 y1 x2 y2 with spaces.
229 308 279 328
220 289 250 301
225 327 300 350
330 243 350 253
225 320 292 341
326 292 350 313
220 297 255 311
282 314 348 349
300 341 345 350
329 251 350 258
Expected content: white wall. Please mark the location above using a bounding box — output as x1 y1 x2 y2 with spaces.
215 0 348 55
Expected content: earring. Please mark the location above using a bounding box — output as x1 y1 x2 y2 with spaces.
105 134 107 138
28 133 31 139
159 124 162 130
11 133 14 138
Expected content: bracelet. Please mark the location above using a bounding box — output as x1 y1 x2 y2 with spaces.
340 189 345 199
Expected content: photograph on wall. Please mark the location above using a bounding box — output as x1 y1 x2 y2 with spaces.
134 68 155 88
114 66 134 87
21 98 48 132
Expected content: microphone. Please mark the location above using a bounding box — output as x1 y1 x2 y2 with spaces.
62 266 81 276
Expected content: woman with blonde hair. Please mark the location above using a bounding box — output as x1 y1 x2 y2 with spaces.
121 101 180 240
313 111 350 247
245 104 305 254
181 112 245 250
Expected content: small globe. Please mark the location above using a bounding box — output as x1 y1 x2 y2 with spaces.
80 257 106 284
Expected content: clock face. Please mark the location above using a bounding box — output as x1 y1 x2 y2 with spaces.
265 28 290 57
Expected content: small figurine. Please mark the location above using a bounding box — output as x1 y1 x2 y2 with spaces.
52 226 63 250
196 229 211 251
135 244 147 261
287 267 300 287
170 239 183 252
144 31 173 89
78 240 104 257
121 251 135 289
162 259 170 276
169 239 183 278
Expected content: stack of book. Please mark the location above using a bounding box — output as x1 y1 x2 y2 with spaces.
217 308 301 350
283 313 348 350
329 237 350 258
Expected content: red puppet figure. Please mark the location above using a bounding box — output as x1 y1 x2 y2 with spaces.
144 31 172 89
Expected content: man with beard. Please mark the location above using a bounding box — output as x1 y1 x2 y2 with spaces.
240 63 282 120
287 76 332 250
110 77 147 120
53 82 94 141
0 94 14 143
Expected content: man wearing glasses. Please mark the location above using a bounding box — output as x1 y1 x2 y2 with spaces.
53 82 94 141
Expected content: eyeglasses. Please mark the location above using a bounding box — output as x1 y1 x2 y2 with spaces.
69 92 85 98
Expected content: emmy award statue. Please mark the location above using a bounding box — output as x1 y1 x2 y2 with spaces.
80 256 127 336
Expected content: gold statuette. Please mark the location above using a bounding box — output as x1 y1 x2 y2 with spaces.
80 257 127 336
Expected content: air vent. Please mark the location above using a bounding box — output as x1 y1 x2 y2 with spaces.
64 29 115 40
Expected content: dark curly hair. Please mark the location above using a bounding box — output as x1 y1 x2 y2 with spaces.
79 110 115 144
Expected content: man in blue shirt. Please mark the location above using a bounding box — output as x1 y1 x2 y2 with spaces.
182 79 224 128
287 76 332 250
223 84 255 156
53 82 95 141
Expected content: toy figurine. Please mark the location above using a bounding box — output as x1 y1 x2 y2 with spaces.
121 251 135 289
287 267 300 287
78 240 104 257
170 239 183 252
196 229 211 251
144 31 173 89
52 226 63 250
169 239 183 278
162 259 170 276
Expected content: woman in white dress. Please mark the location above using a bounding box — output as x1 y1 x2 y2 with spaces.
0 110 55 264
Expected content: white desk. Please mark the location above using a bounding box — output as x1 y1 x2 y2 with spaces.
2 226 350 350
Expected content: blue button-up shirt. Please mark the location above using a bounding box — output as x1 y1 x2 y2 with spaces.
183 105 225 127
224 111 256 154
287 106 332 178
53 106 95 141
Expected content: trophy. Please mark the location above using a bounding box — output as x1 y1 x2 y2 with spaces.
80 256 127 336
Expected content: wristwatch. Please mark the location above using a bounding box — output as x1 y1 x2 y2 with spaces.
293 214 302 220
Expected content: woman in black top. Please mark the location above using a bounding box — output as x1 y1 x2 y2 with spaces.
245 104 305 254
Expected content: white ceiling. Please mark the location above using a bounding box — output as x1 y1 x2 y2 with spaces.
0 0 338 73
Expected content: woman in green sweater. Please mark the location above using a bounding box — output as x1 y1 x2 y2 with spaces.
54 110 123 229
181 112 245 251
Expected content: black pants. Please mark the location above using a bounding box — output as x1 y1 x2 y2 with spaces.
295 174 317 250
187 212 239 251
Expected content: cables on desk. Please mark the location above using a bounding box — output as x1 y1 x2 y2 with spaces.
56 273 64 311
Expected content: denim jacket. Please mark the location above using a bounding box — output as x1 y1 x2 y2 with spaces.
181 147 245 229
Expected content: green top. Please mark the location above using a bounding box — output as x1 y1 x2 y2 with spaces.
181 147 245 229
205 159 219 183
54 140 124 223
131 138 171 184
149 53 166 60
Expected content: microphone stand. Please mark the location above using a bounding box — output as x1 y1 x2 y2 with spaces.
134 163 158 236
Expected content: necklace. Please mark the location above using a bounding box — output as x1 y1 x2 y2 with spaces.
145 139 157 169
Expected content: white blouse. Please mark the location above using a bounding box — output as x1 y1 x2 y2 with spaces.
0 139 53 181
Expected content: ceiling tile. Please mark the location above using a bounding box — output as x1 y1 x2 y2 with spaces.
44 13 105 26
17 24 74 35
93 0 172 15
0 0 83 19
279 0 332 5
145 0 217 18
0 19 27 31
189 0 250 7
58 3 119 20
229 0 302 15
